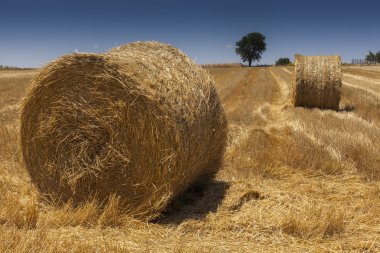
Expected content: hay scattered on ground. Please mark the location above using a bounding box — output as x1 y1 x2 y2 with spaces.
21 41 227 220
293 54 342 110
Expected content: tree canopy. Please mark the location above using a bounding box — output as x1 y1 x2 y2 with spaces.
365 51 378 63
235 32 266 67
275 57 291 66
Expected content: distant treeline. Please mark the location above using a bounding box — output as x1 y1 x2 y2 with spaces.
250 64 273 67
275 57 292 66
0 65 35 70
202 63 243 68
365 51 380 64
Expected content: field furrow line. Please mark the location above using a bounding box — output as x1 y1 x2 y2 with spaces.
281 68 292 75
287 120 343 162
268 69 291 105
343 81 380 100
343 73 380 85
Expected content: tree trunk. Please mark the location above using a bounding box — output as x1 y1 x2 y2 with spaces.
248 59 252 67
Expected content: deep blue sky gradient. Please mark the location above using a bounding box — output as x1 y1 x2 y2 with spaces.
1 0 379 67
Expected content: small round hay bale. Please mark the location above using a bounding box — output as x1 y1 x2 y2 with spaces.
292 54 342 110
21 41 227 220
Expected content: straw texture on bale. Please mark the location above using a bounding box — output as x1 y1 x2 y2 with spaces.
292 54 342 110
21 41 227 220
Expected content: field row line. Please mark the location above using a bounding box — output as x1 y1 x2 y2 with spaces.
343 73 380 85
342 81 380 100
268 70 291 105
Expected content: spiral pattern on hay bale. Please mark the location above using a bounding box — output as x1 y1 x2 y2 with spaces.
21 41 227 220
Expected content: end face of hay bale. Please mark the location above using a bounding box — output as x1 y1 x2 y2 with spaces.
21 41 227 220
292 54 342 110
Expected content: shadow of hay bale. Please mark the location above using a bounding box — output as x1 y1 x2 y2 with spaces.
297 104 355 113
337 104 355 112
155 180 229 225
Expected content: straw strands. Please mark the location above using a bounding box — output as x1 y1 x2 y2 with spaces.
21 41 227 220
293 54 342 110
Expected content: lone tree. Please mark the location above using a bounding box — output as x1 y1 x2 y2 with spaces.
276 57 291 66
235 32 266 67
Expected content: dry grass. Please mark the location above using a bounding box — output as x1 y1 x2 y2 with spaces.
0 64 379 252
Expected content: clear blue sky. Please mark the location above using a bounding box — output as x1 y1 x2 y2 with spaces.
1 0 379 67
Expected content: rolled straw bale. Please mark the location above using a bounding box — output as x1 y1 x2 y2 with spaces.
21 41 227 220
293 54 342 110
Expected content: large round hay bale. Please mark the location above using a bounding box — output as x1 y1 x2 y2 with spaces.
21 41 227 220
292 54 342 110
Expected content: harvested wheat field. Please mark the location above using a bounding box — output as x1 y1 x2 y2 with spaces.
1 64 380 252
